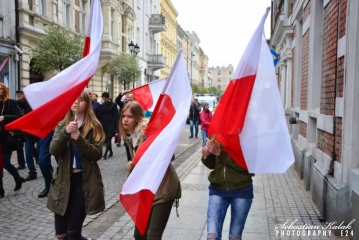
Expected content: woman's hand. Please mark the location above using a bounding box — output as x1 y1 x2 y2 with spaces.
66 121 78 134
71 130 81 140
202 146 211 157
141 131 148 141
126 161 134 171
0 116 4 122
206 141 221 156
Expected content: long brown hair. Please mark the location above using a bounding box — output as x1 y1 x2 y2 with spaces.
64 91 105 143
119 101 147 140
0 83 10 101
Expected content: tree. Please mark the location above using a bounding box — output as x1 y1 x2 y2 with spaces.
30 26 83 74
106 53 142 89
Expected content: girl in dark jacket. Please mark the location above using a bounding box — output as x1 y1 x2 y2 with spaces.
120 101 181 239
48 91 106 239
101 92 118 159
0 83 24 198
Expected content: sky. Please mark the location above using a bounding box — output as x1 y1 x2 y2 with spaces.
170 0 272 68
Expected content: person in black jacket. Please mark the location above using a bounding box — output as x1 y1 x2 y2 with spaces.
85 88 103 124
0 83 25 198
188 98 202 138
101 92 118 159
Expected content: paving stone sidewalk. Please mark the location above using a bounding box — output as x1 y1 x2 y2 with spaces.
97 148 350 240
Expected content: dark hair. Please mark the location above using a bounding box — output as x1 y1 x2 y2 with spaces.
202 102 209 107
102 92 109 98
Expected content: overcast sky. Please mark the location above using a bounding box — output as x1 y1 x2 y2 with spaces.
171 0 272 68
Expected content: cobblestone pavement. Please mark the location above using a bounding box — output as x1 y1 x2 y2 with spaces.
0 125 200 240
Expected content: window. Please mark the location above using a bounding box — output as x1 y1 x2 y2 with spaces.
229 71 232 74
81 1 86 34
63 2 70 27
218 71 221 75
111 9 115 41
0 55 10 88
38 0 45 15
223 71 226 74
218 78 221 82
145 33 148 54
223 78 226 82
136 27 140 47
217 85 221 90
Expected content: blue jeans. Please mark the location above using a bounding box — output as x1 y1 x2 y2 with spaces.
207 195 252 240
25 136 40 176
17 142 25 166
201 130 208 147
39 131 58 190
190 119 199 137
0 150 21 189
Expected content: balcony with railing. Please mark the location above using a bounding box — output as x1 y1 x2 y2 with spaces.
148 54 167 71
149 14 166 34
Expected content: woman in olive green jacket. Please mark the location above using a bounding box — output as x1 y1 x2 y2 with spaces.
47 91 106 240
120 101 181 240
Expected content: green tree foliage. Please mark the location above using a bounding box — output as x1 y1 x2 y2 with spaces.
106 53 142 89
30 26 83 73
191 84 223 97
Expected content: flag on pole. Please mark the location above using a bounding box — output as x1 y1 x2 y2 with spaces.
131 78 166 111
5 0 103 138
120 51 192 235
208 8 294 173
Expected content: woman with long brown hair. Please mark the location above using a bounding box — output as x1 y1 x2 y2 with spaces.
120 101 181 239
0 83 24 198
47 91 106 239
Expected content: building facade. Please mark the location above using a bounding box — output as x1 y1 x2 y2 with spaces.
209 64 233 92
0 0 19 97
17 0 136 99
199 47 209 87
270 0 359 235
133 0 166 86
159 0 177 78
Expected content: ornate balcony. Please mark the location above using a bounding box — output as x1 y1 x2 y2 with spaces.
149 14 166 34
148 54 167 72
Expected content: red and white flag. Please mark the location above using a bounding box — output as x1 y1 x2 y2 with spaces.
131 78 166 111
120 52 192 234
6 0 103 138
208 8 294 173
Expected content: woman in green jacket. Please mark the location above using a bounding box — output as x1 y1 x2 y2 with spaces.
120 101 181 240
47 91 106 240
202 140 254 240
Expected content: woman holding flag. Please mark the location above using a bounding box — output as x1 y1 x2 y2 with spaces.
0 83 24 198
120 101 181 239
47 91 106 240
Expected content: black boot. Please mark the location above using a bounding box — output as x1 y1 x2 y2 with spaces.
103 150 108 160
38 188 49 198
0 188 4 198
108 151 113 158
14 177 24 191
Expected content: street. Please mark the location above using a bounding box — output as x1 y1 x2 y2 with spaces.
0 125 201 240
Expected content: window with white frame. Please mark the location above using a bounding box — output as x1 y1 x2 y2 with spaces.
38 0 45 15
81 0 86 34
111 9 115 41
63 2 70 27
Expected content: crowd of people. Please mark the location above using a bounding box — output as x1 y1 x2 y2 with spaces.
0 85 254 240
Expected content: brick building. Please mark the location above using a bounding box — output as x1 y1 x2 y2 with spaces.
270 0 359 236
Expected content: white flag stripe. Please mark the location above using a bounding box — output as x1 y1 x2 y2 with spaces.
23 0 103 110
122 52 191 195
233 8 270 81
148 78 166 111
240 36 294 173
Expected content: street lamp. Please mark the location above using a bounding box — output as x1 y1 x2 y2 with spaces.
128 41 140 56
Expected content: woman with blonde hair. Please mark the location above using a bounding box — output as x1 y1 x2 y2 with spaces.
0 83 24 198
47 91 106 240
120 101 181 239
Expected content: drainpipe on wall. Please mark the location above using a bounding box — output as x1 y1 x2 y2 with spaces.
15 0 21 90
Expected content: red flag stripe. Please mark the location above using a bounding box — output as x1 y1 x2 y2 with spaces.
208 75 256 170
131 84 153 111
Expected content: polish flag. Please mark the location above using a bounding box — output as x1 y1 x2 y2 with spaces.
120 51 192 234
131 78 166 111
5 0 103 138
208 8 294 173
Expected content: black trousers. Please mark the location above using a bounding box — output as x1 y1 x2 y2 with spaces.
134 200 175 240
55 172 86 240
